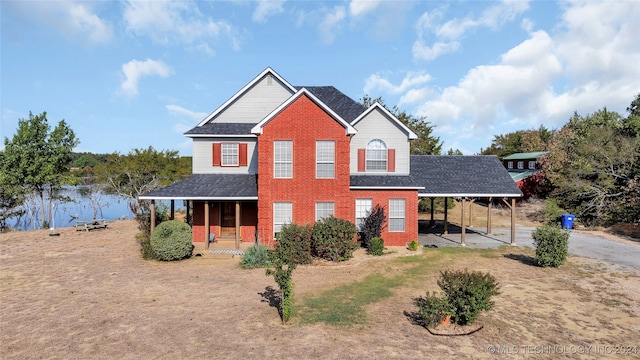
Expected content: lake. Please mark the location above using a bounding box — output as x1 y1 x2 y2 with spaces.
6 186 182 231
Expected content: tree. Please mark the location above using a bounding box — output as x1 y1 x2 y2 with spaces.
361 96 443 155
481 126 552 158
95 146 190 235
544 108 638 225
1 112 78 229
447 148 463 155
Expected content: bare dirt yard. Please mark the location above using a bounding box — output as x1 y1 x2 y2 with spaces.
1 218 639 359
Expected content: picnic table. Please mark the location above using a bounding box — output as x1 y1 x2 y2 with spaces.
75 219 108 231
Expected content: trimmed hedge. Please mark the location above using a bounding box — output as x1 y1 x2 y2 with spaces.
150 220 192 261
367 237 385 256
312 216 358 262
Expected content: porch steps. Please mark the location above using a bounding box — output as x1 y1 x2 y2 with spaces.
192 239 247 259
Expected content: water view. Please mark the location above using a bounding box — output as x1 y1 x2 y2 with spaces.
6 186 181 231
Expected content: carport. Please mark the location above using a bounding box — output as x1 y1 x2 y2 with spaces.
410 156 523 246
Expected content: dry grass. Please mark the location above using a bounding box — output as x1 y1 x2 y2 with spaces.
1 220 639 359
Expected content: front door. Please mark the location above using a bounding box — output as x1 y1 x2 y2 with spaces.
221 202 236 237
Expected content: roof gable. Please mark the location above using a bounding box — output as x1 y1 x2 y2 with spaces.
351 103 418 140
196 67 296 127
297 86 366 123
251 88 357 135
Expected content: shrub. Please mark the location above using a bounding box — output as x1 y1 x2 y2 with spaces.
266 230 299 325
360 204 386 249
437 269 500 325
367 237 385 256
275 223 313 265
241 243 272 269
311 216 358 262
532 224 569 267
416 291 454 327
150 220 192 261
543 198 564 225
407 239 419 251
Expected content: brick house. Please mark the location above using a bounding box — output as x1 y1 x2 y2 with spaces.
140 68 521 248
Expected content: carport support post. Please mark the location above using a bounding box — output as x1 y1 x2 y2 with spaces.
170 200 175 220
460 198 466 246
487 197 492 235
429 198 435 226
150 200 156 234
204 201 210 250
444 197 449 234
511 198 516 245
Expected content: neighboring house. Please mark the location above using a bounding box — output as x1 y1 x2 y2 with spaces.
140 68 521 247
503 151 549 198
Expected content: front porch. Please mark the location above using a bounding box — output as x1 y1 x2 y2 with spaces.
192 237 254 258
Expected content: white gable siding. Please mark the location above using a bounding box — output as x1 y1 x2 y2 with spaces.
192 137 258 174
210 76 294 124
350 108 411 174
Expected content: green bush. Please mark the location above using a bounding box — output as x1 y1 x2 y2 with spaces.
532 224 569 267
150 220 193 261
241 243 272 269
367 237 385 256
543 198 564 225
416 291 453 327
437 269 500 325
311 216 358 262
407 239 419 251
275 223 313 265
360 204 386 249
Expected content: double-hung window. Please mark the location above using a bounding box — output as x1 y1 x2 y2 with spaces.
274 141 292 178
315 202 334 221
517 161 524 170
389 199 405 232
528 161 536 170
355 198 372 230
366 139 387 171
316 141 335 178
507 161 513 169
221 143 239 166
273 202 292 235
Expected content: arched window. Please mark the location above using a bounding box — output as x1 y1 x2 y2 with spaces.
366 139 387 171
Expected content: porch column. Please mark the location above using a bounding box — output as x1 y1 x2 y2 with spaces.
460 198 466 246
511 198 516 245
204 201 210 250
150 200 156 234
235 201 240 250
443 197 449 234
487 197 492 235
468 199 475 227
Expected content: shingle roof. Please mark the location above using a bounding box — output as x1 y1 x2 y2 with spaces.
410 155 522 197
297 86 366 123
508 170 541 182
503 151 549 160
184 123 257 136
139 174 258 199
350 175 423 189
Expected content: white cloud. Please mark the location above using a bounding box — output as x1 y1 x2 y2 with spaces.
318 6 346 44
120 59 173 98
349 0 381 17
123 0 239 52
253 0 286 23
5 1 113 44
364 71 432 95
165 105 208 121
375 1 640 154
413 0 529 61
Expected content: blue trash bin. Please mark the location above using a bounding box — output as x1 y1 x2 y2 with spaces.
561 214 575 230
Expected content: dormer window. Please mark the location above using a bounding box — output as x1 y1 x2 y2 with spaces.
507 161 513 169
366 139 387 171
528 161 536 170
517 161 524 169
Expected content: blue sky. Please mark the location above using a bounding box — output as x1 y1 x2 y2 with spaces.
2 0 639 156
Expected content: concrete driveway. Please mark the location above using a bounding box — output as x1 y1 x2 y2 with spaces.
418 223 640 270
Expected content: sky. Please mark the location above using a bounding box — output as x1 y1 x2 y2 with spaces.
1 0 639 156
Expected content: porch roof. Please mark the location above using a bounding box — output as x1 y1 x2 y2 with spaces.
138 174 258 200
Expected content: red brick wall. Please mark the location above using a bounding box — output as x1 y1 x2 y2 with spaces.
350 189 418 246
256 94 353 242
